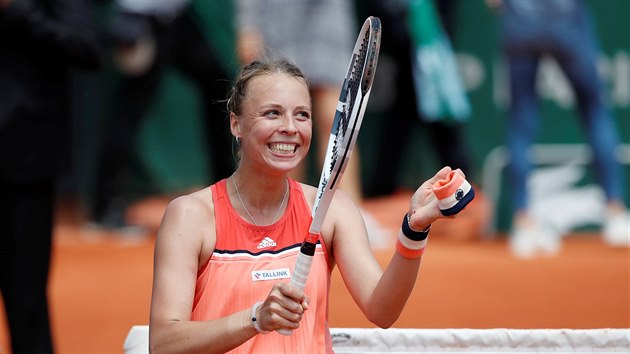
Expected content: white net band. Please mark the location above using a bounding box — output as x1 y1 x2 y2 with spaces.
330 328 630 353
124 326 630 353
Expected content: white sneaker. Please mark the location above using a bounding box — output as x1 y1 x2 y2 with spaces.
509 225 538 259
509 221 560 259
603 211 630 247
537 226 562 255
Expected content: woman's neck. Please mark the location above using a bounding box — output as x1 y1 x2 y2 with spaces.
229 170 290 225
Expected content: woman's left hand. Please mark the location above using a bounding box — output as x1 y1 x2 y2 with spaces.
407 166 456 231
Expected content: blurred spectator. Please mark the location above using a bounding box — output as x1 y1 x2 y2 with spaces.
489 0 630 258
363 0 492 242
234 0 389 247
364 0 473 194
0 0 102 352
88 0 233 233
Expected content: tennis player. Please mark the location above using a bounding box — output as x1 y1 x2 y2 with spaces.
149 59 468 353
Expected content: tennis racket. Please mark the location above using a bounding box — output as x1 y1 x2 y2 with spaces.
278 16 381 335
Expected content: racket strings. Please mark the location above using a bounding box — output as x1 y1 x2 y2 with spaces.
328 27 371 176
364 29 380 91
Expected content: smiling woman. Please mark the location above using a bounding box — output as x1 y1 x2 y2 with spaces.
227 60 312 169
228 60 313 176
147 58 470 354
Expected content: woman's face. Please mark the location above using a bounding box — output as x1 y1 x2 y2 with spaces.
233 72 312 174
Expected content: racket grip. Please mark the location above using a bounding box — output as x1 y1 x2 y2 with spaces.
277 250 314 336
289 251 313 291
276 329 293 336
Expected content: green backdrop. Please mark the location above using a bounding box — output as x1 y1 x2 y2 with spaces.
78 0 629 232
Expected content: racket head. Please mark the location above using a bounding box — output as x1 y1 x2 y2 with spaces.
310 16 382 232
360 16 381 95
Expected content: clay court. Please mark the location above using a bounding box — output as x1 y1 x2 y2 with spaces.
0 192 628 353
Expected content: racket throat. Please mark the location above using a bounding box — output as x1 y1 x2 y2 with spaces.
300 232 319 256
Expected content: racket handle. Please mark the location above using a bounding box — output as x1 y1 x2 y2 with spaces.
276 329 293 336
277 251 314 336
290 251 313 291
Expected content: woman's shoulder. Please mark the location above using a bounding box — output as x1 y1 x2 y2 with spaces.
159 187 216 252
164 186 215 222
297 181 357 211
297 182 317 198
155 187 216 271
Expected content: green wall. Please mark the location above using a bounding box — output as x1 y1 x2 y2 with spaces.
93 0 629 231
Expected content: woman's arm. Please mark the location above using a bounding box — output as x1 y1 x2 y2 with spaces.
332 167 454 328
149 192 310 353
149 195 259 354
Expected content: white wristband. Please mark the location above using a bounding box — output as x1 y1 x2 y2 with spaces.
251 302 268 335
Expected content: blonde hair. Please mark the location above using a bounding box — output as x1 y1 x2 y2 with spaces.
226 58 310 116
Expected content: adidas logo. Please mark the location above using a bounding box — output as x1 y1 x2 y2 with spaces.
257 236 277 249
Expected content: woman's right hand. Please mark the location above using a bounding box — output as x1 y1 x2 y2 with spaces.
256 282 309 332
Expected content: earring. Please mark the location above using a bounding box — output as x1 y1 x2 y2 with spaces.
235 136 241 144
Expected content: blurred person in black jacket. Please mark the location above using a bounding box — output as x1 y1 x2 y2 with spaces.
365 0 474 198
0 0 101 352
88 0 233 232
